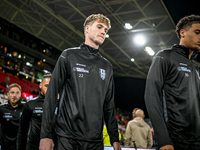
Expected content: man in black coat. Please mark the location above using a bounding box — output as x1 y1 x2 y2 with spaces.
17 73 51 150
0 83 25 150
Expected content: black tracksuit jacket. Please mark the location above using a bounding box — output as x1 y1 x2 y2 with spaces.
40 43 119 145
0 100 25 150
17 93 45 150
145 45 200 149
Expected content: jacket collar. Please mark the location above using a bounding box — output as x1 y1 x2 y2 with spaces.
80 43 100 55
173 44 198 60
39 93 45 99
8 99 22 108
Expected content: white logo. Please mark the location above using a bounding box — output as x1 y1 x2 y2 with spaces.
180 63 187 66
99 69 106 80
185 73 189 77
76 63 86 67
177 67 191 72
73 67 89 73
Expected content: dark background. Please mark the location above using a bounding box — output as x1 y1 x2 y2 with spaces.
114 0 200 118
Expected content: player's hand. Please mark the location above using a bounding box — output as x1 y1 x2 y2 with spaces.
39 138 54 150
160 145 174 150
113 142 121 150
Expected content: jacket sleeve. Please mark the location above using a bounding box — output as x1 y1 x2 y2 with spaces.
40 51 68 139
16 103 32 150
147 127 153 148
0 107 2 123
103 72 119 145
144 52 172 148
124 122 131 146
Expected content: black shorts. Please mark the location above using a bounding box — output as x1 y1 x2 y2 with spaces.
54 136 104 150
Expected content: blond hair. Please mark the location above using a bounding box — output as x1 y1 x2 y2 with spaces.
83 14 111 31
7 83 21 93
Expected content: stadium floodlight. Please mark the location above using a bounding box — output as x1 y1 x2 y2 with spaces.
144 46 155 56
124 23 132 30
134 35 145 46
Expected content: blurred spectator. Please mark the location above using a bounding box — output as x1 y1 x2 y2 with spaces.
0 81 6 87
0 88 4 94
146 120 155 147
32 88 39 95
5 76 10 88
0 88 8 104
21 97 27 102
132 108 139 119
123 116 129 128
118 113 125 125
124 109 153 148
103 123 122 146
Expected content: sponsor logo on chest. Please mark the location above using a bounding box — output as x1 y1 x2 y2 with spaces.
33 108 43 116
73 67 89 73
177 66 191 73
3 113 12 121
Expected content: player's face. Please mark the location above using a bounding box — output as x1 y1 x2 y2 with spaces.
181 23 200 52
7 87 21 106
85 20 108 48
39 78 50 96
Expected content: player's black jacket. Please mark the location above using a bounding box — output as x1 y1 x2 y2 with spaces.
0 100 25 150
40 43 119 145
17 93 45 150
145 45 200 148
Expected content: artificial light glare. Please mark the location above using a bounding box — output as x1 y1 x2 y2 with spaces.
131 58 135 62
26 62 33 67
43 69 50 73
134 35 145 45
106 34 109 38
145 47 155 56
125 23 132 30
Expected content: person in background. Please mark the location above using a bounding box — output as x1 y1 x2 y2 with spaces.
21 97 27 102
17 73 51 150
124 109 153 148
32 88 39 95
132 108 139 119
132 108 144 119
39 14 121 150
103 123 122 146
5 76 10 88
0 88 8 105
0 83 25 150
145 14 200 150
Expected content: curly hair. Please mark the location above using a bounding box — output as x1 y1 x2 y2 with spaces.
176 14 200 39
83 14 111 33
